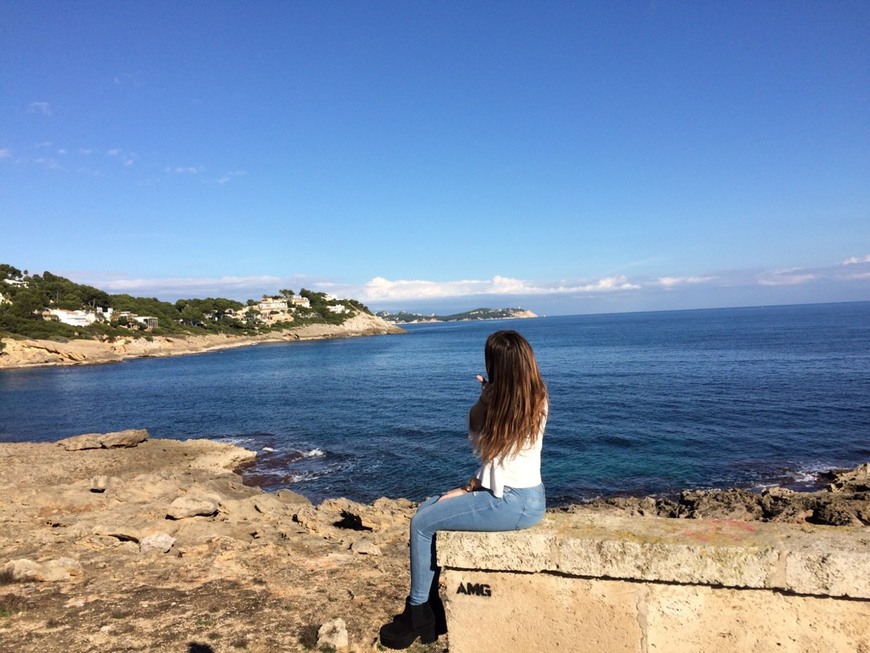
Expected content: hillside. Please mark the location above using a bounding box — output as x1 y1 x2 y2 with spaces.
0 263 403 367
0 263 374 342
377 307 538 324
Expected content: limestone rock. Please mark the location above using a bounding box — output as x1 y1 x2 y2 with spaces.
676 488 763 520
811 499 870 527
58 429 149 451
275 488 313 507
166 495 220 519
317 617 349 650
350 539 382 555
100 429 149 448
140 533 177 553
4 557 84 582
825 462 870 493
58 433 104 450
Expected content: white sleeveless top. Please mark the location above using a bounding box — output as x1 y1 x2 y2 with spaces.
468 403 546 498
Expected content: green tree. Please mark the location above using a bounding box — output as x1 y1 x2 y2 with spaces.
0 264 23 280
6 289 45 319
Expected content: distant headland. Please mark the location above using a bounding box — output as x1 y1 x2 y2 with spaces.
376 307 538 324
0 263 403 369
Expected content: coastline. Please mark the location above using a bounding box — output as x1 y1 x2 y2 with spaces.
0 312 405 370
1 432 867 651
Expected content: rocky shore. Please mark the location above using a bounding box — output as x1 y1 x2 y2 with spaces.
0 313 404 369
0 431 867 652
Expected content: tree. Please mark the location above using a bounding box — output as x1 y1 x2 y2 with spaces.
0 264 23 280
7 289 44 319
181 304 205 324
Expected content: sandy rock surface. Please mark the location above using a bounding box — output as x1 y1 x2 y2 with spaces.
1 431 867 652
0 433 433 653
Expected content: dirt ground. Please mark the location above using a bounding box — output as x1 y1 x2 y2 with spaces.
0 437 442 653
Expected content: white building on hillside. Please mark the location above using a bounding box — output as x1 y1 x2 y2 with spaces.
48 309 97 327
258 297 288 313
134 316 158 329
47 307 114 327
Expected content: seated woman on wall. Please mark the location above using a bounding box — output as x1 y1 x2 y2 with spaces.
379 329 549 649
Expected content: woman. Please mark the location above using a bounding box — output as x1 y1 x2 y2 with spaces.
379 330 548 649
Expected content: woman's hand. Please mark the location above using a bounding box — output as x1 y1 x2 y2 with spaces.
476 374 493 401
436 487 468 503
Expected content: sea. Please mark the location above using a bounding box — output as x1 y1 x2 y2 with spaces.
1 301 869 506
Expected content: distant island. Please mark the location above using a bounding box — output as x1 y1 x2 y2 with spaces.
376 307 538 324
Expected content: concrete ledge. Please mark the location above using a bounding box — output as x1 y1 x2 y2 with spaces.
438 513 870 653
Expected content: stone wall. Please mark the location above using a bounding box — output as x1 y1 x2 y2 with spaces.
438 513 870 653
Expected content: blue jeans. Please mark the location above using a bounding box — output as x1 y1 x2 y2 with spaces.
408 483 546 605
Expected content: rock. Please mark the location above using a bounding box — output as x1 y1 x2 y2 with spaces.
293 497 414 544
677 488 763 520
275 488 313 507
58 433 104 450
100 429 149 448
811 498 870 527
140 533 176 553
350 539 382 555
827 462 870 493
4 557 84 582
91 475 109 492
58 429 149 451
166 495 220 519
317 617 349 650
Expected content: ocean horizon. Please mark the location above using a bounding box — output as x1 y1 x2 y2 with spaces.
2 300 869 506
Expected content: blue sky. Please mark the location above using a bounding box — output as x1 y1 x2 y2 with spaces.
2 1 869 315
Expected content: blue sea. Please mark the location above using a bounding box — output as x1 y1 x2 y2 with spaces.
1 302 869 506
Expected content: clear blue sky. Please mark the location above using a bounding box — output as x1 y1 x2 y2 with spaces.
2 1 869 315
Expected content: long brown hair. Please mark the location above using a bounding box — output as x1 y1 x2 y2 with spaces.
475 330 548 463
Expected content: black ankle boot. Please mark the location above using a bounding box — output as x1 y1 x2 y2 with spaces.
379 599 437 649
429 583 447 636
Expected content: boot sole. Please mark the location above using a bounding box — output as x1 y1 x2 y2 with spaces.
379 625 437 649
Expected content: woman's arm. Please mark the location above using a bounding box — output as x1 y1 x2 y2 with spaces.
436 476 482 502
468 375 491 436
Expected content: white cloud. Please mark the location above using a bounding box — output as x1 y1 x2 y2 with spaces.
89 274 299 301
655 276 717 288
757 269 816 286
843 255 870 266
579 276 641 292
359 275 640 302
0 148 11 159
167 166 205 175
215 170 246 185
73 255 870 308
28 101 52 116
79 148 93 155
105 148 136 166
